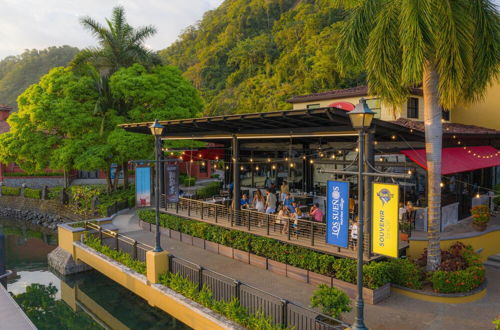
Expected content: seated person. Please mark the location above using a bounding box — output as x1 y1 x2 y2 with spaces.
291 201 302 218
240 194 250 209
309 203 324 222
283 193 294 209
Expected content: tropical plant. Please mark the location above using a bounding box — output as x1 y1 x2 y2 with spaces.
336 0 499 271
75 6 160 74
471 205 490 226
310 284 351 319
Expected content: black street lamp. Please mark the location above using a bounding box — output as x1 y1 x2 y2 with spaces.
149 119 165 252
348 98 375 330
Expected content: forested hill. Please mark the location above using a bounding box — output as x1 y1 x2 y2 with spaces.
0 46 79 109
160 0 365 115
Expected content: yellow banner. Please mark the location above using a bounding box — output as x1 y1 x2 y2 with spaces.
371 183 399 258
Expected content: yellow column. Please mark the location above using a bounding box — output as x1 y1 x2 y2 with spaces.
146 250 169 284
58 224 86 258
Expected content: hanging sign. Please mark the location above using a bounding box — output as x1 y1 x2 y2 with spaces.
164 163 180 203
136 166 152 207
326 180 349 248
372 182 399 258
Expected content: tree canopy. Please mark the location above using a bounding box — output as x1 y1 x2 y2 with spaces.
0 46 79 109
0 63 202 189
160 0 364 115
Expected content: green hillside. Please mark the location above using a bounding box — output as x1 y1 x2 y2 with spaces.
160 0 364 115
0 46 79 109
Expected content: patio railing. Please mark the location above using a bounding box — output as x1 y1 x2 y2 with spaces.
82 222 350 330
165 197 360 254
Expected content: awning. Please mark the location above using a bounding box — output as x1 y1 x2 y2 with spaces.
401 146 500 175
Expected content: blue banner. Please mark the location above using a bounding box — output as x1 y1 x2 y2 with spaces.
326 180 349 247
136 166 151 207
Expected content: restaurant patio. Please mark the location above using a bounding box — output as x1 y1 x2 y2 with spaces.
121 106 500 260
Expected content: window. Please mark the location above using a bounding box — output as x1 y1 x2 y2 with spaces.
442 109 450 121
306 104 320 109
407 98 419 119
366 98 381 119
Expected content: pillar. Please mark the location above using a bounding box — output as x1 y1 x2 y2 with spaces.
146 250 169 284
363 131 375 257
232 135 240 211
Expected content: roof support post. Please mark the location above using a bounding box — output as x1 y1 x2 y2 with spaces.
363 130 375 258
232 135 241 214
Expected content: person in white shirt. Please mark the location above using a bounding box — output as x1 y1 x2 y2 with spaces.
265 188 277 214
350 217 358 250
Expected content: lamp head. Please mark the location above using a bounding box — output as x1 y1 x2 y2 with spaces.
348 98 376 130
149 119 164 136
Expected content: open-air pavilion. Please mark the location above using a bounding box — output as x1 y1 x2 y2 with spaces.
121 106 500 260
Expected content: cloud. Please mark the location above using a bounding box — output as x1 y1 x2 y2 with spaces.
0 0 224 60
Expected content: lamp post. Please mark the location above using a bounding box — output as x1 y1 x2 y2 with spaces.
149 119 165 252
348 98 375 330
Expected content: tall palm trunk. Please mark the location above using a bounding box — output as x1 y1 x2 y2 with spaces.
423 61 442 271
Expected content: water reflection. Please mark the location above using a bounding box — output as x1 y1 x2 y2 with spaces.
2 218 189 329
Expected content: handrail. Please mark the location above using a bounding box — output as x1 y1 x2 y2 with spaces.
0 270 13 280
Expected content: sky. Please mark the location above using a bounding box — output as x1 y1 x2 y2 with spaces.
0 0 225 60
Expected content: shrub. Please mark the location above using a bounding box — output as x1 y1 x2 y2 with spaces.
48 186 63 200
196 181 222 199
24 188 42 199
159 272 283 329
310 284 351 319
471 205 490 226
210 174 220 179
332 258 357 284
363 262 391 289
384 258 423 289
84 234 146 275
183 176 196 187
2 186 21 196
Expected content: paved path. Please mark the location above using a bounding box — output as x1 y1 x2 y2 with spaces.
0 284 36 330
112 211 500 330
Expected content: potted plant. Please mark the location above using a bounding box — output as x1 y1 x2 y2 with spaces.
471 205 490 231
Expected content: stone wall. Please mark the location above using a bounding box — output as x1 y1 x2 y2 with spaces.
1 177 65 188
0 195 81 229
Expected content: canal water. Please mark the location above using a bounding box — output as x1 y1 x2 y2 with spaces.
1 217 189 330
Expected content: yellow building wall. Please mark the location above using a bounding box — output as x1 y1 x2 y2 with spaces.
451 82 500 130
292 94 425 121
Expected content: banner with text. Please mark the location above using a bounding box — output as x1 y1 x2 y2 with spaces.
326 180 349 248
136 166 151 207
372 182 399 258
164 163 180 203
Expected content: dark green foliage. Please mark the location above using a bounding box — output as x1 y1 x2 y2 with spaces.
159 272 284 329
24 188 42 199
196 181 222 199
0 46 79 109
1 186 21 196
14 283 101 329
84 234 146 274
160 0 364 115
3 172 64 177
138 210 392 288
310 284 351 319
183 176 197 187
384 258 423 290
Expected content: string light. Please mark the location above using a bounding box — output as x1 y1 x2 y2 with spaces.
272 165 276 170
190 159 194 163
331 155 336 159
250 158 253 162
215 156 219 160
320 153 324 158
355 148 359 152
391 135 396 140
267 158 271 162
255 166 260 170
198 153 202 158
240 166 244 171
178 156 183 160
379 157 383 162
225 166 229 170
303 155 307 160
290 163 295 168
285 157 289 161
170 152 174 155
407 170 412 175
440 182 444 188
476 192 480 198
201 161 205 166
310 159 314 164
338 150 342 155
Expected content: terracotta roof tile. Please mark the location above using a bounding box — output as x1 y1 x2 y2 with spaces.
287 86 423 103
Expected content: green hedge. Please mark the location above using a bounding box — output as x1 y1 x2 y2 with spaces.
84 234 146 274
160 272 286 329
138 210 392 289
428 245 485 293
24 188 42 199
196 181 222 199
183 176 196 186
2 186 21 196
3 172 64 177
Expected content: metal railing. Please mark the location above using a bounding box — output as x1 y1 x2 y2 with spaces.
81 222 349 329
165 197 359 251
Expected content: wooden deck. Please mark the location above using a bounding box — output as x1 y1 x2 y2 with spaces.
163 198 392 261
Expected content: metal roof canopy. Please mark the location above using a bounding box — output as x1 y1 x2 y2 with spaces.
120 107 423 143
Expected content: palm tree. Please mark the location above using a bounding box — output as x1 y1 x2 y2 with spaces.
336 0 499 270
75 6 161 75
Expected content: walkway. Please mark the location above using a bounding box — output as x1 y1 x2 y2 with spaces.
0 284 36 330
112 211 500 330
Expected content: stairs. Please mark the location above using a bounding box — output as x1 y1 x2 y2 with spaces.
485 254 500 269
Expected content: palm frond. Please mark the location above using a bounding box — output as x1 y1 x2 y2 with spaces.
462 0 500 103
79 17 106 40
365 0 407 105
432 0 474 108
